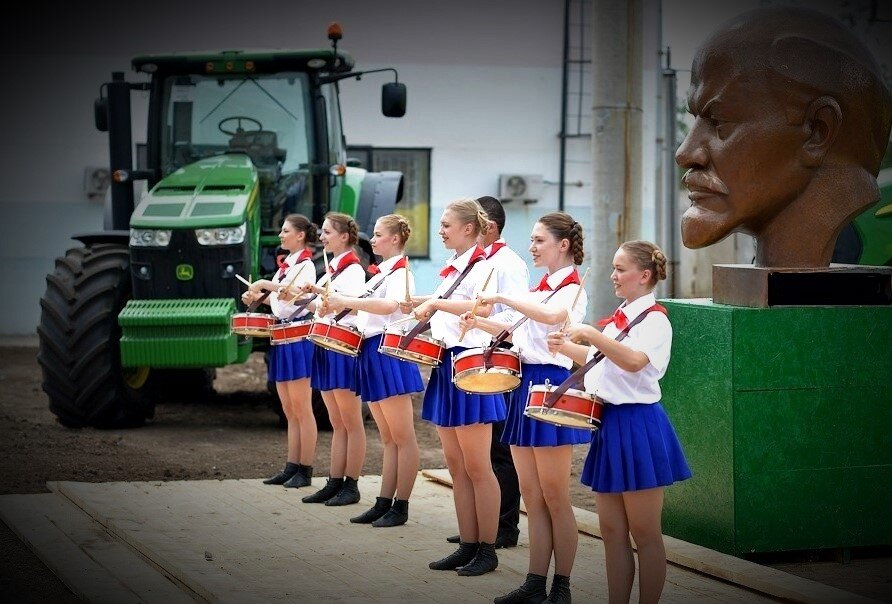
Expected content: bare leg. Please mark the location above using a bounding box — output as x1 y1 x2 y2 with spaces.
596 492 635 604
378 394 419 499
321 390 346 477
332 388 366 478
624 488 666 604
275 382 299 463
512 446 552 575
369 403 396 498
534 445 577 576
455 423 500 543
438 427 477 542
284 378 316 465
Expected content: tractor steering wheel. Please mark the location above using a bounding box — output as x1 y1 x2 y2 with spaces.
218 116 264 136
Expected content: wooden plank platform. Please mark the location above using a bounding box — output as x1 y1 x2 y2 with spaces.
0 473 873 603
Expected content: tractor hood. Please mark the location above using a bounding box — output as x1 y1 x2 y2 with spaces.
130 154 257 229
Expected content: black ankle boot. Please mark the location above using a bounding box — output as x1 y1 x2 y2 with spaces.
282 464 312 488
372 498 408 527
301 477 344 503
456 541 498 576
494 573 547 604
544 574 571 603
429 542 478 570
350 496 392 523
325 476 360 506
263 462 298 485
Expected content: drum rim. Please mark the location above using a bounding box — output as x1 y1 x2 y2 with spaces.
382 331 445 347
523 406 601 429
307 333 361 356
453 347 520 361
377 344 442 366
453 366 520 380
453 373 521 394
527 384 596 401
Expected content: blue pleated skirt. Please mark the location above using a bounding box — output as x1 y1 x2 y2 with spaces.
311 346 358 393
268 339 314 383
357 334 424 403
503 363 593 447
421 347 507 427
580 402 692 493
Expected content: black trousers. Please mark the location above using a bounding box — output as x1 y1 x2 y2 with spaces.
491 415 520 537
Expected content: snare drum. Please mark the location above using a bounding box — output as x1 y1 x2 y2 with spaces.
378 329 445 367
524 383 603 430
452 347 521 394
307 318 363 356
230 312 276 337
268 320 313 345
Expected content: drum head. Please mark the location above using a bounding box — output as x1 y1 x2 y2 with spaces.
454 371 520 394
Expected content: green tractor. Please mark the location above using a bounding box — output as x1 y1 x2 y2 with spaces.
37 25 407 428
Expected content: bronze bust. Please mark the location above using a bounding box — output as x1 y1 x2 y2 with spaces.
676 7 892 268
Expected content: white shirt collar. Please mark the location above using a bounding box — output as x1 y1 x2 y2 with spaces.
620 291 657 322
545 265 576 289
376 254 405 272
445 245 481 273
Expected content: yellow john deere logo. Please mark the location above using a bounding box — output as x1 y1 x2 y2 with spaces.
176 264 194 281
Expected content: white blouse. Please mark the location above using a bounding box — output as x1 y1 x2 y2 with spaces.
428 246 494 349
269 251 316 321
313 250 367 329
356 255 415 338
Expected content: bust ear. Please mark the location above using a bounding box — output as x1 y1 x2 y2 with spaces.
801 95 841 168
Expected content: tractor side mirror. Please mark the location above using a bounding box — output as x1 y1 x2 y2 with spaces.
381 82 406 118
94 97 109 132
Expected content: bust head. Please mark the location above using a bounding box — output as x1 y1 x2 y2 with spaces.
675 7 891 267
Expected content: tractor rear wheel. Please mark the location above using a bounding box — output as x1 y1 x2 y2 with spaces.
37 243 155 428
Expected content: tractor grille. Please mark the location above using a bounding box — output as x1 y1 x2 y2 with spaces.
130 230 249 301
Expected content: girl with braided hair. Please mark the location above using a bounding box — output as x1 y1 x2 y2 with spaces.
459 211 590 603
547 240 691 604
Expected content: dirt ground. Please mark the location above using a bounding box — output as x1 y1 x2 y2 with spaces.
1 344 890 601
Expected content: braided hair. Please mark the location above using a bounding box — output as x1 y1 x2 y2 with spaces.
537 212 585 265
377 214 412 246
621 240 668 285
445 198 489 236
324 212 359 246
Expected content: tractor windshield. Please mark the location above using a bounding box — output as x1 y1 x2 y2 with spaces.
159 73 315 229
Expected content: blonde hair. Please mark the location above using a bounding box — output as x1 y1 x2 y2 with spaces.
376 214 411 246
323 212 358 246
621 240 668 285
444 198 489 236
537 212 584 265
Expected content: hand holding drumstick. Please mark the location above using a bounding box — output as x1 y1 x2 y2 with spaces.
458 267 495 342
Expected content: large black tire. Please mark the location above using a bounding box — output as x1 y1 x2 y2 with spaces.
37 243 155 428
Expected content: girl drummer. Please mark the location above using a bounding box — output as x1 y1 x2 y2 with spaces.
408 197 505 576
320 214 424 527
547 241 691 604
243 214 318 490
299 212 368 507
459 211 590 603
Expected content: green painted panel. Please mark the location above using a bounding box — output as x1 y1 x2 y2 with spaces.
191 202 235 217
661 299 736 553
734 388 892 552
732 306 892 391
142 203 185 217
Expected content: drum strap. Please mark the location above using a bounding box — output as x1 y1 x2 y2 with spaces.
398 255 483 350
247 290 273 313
486 286 569 359
283 258 356 321
331 262 404 322
544 304 667 407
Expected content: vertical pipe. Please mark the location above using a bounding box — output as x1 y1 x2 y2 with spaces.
663 59 678 297
559 0 571 212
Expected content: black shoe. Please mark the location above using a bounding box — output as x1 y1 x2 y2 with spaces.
372 499 408 527
262 462 298 485
456 542 498 576
429 542 478 570
446 534 460 544
325 476 360 506
544 574 571 603
494 573 547 604
350 496 392 523
495 531 519 549
302 477 344 503
282 464 312 488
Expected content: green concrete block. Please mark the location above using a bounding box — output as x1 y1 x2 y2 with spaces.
660 299 892 556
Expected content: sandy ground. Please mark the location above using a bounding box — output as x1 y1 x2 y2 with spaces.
0 345 889 601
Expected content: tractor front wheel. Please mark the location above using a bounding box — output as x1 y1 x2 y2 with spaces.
37 243 155 428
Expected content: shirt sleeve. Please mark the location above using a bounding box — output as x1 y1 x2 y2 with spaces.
331 264 367 297
625 312 672 373
381 267 413 301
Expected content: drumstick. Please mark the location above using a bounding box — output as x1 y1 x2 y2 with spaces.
552 268 590 357
236 274 252 288
458 267 495 342
387 314 417 329
404 257 411 304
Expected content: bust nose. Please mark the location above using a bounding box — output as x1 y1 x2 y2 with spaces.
675 120 709 170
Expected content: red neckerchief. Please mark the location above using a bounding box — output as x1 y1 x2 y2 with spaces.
367 264 380 275
328 250 360 275
532 268 581 292
296 248 313 263
275 255 289 280
439 246 486 278
486 241 506 259
369 256 407 275
596 303 667 331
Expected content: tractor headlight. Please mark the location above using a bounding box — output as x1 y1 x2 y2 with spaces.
195 223 246 246
130 228 172 247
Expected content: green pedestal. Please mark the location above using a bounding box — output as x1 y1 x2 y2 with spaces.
659 299 892 556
